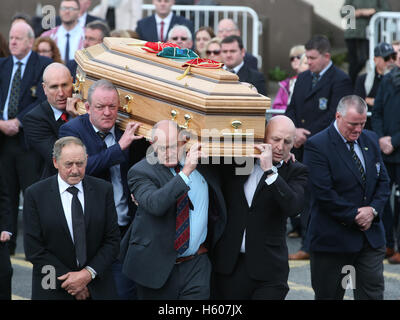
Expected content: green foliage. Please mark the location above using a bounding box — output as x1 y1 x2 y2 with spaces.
332 52 348 67
268 66 288 81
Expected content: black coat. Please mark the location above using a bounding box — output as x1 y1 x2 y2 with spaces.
237 63 267 96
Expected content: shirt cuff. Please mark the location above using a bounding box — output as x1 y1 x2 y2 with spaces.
179 171 191 186
85 266 97 279
265 172 278 185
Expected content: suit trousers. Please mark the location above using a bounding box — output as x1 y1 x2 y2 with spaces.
0 134 42 251
136 253 211 300
310 239 385 300
0 242 12 300
214 254 289 300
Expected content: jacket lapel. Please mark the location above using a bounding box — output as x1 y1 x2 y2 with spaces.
82 177 92 229
305 64 334 99
358 133 376 193
19 52 37 102
329 125 365 188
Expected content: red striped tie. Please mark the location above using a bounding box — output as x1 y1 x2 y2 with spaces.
174 165 190 254
160 21 165 42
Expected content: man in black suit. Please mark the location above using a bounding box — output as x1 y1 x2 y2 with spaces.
285 35 353 260
0 164 12 300
221 35 266 96
212 116 308 300
23 136 120 300
136 0 194 43
24 63 80 179
0 22 52 255
372 65 400 264
121 120 227 299
304 95 390 300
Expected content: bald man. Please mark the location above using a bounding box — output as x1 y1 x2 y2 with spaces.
217 18 258 70
121 120 227 300
0 21 52 254
24 63 80 179
213 115 309 300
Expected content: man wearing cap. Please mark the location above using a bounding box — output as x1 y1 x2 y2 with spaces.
372 53 400 264
354 42 397 130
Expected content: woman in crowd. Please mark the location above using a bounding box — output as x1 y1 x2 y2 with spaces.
203 37 222 61
194 26 215 56
33 37 63 63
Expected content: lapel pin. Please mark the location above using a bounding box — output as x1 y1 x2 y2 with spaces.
364 147 368 151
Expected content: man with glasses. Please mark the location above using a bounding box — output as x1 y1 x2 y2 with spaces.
136 0 193 43
355 42 396 130
305 95 390 300
41 0 85 63
59 79 149 299
167 25 193 49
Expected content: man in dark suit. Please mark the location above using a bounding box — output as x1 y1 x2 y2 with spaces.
0 164 12 300
23 136 120 300
121 120 227 299
285 34 353 260
136 0 194 43
372 65 400 263
304 95 390 300
221 35 266 96
0 22 52 255
24 63 80 179
59 79 149 299
212 116 308 300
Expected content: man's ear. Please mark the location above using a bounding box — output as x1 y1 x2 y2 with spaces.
53 157 58 170
85 102 90 113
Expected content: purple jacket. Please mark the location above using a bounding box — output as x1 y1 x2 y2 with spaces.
272 76 297 110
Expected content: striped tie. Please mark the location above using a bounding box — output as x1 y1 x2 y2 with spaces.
174 165 190 255
311 73 319 88
347 141 366 183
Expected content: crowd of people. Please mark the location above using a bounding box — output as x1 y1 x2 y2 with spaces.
0 0 399 301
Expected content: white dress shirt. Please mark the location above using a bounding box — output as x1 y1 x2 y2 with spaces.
155 11 173 42
56 24 85 62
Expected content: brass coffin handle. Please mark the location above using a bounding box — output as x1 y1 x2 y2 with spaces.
72 73 85 95
123 94 133 113
179 114 192 129
171 109 178 121
231 120 242 130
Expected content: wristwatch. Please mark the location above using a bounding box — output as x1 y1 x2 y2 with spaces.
371 207 378 217
85 266 96 280
265 166 278 176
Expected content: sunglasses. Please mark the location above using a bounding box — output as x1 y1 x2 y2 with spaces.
383 53 397 62
206 50 221 55
290 55 302 62
171 37 188 41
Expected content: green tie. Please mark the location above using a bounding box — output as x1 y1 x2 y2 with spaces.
8 61 23 119
347 141 366 183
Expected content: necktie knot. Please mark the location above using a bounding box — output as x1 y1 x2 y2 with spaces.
174 164 182 174
60 112 68 122
312 73 320 88
347 141 355 151
97 131 110 140
67 186 79 197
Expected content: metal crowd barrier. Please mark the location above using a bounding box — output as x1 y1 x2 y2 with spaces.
367 11 400 71
142 4 263 68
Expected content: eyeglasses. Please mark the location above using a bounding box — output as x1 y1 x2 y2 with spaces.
206 50 221 55
60 6 79 12
290 55 302 62
171 37 188 41
383 53 397 62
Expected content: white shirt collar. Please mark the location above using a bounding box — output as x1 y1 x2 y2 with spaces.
91 123 115 138
155 11 173 26
59 23 84 37
317 60 332 78
12 50 32 65
49 104 64 121
57 174 84 194
224 60 244 74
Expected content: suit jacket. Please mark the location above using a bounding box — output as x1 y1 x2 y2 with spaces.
304 124 390 253
23 101 64 179
213 160 308 284
23 175 120 300
237 63 267 96
371 67 400 163
136 13 194 43
66 60 78 80
285 64 353 137
0 52 51 145
120 159 227 289
244 52 258 71
59 113 149 220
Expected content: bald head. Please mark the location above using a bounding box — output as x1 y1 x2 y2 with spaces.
265 116 296 162
42 63 73 111
9 22 35 60
217 19 240 39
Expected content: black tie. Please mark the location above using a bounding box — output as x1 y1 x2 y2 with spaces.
96 131 110 140
65 33 70 62
66 186 87 267
347 141 366 183
311 73 319 88
8 61 23 119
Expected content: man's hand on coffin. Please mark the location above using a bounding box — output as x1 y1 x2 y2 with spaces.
119 121 144 150
254 144 273 173
182 143 206 177
66 97 82 117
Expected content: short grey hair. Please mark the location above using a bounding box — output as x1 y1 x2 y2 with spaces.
87 79 118 105
151 120 181 142
337 95 367 116
168 25 192 41
53 136 87 161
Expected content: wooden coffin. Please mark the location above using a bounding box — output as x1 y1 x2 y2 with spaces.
73 37 270 156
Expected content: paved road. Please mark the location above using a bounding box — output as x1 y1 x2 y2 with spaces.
10 214 400 300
